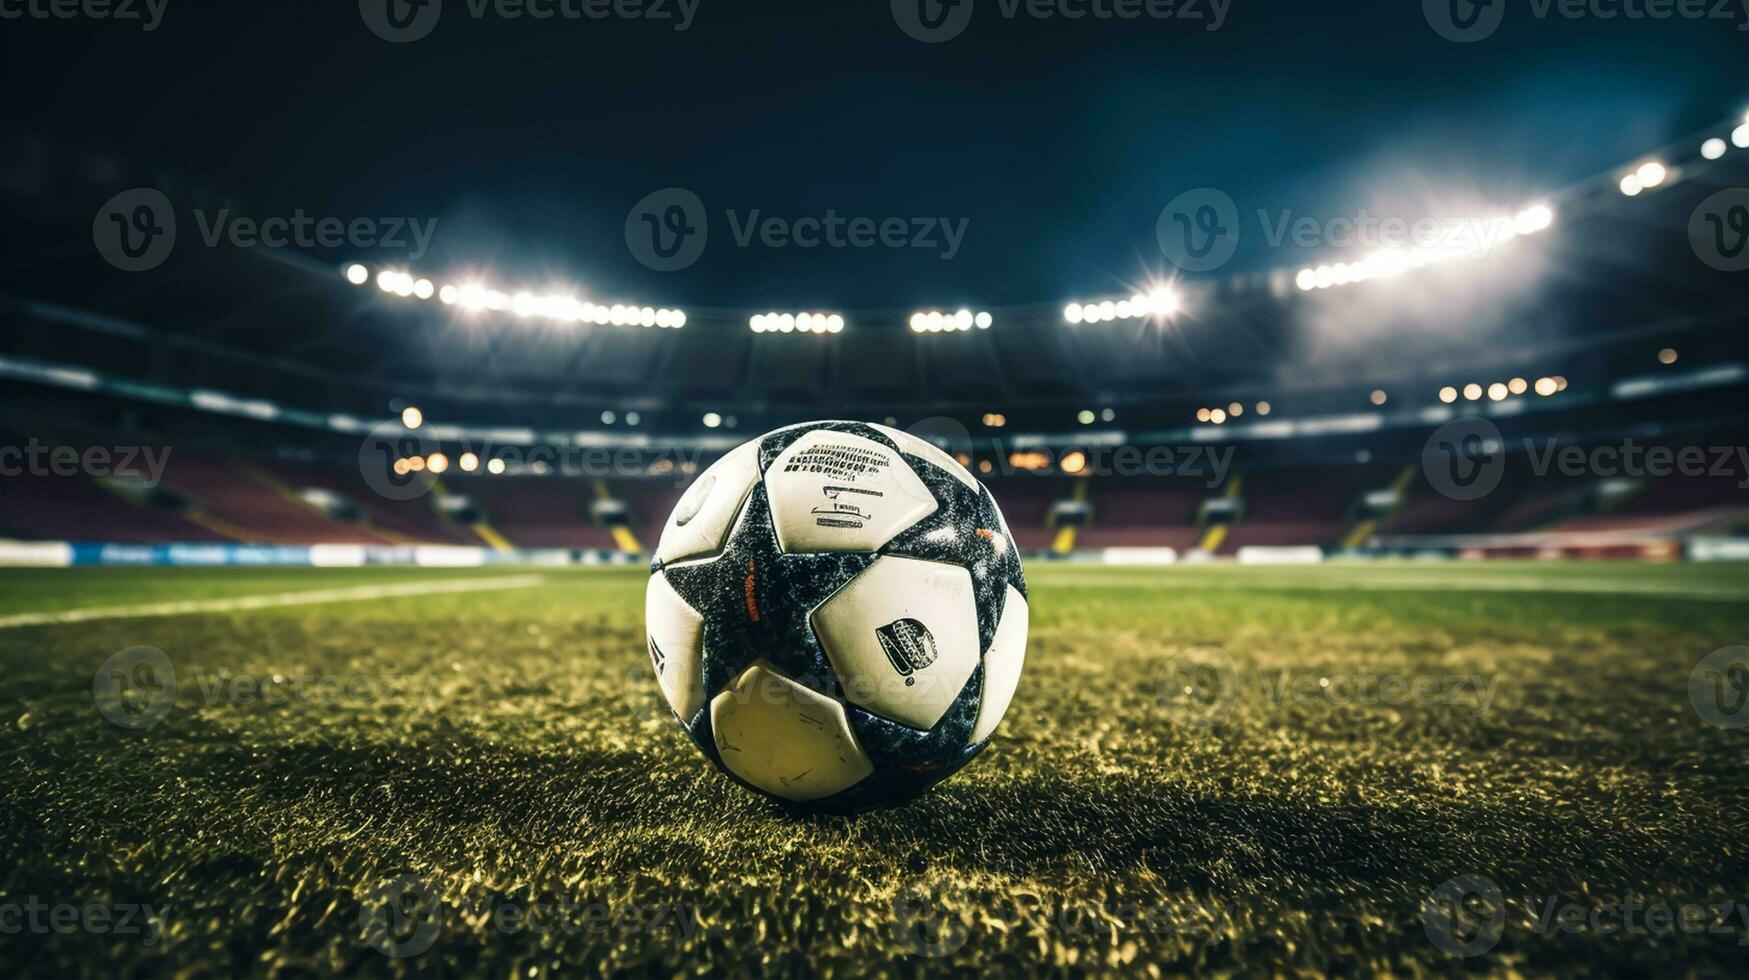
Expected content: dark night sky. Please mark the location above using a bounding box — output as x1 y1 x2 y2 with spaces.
2 0 1744 311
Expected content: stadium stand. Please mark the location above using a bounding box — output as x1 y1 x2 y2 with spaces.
452 476 616 550
1075 476 1207 550
259 458 475 545
6 448 1744 555
609 480 687 554
0 469 227 543
152 454 401 546
980 475 1063 551
1214 464 1396 554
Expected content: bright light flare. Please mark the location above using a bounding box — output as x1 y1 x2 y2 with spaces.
763 312 844 334
1066 288 1180 322
912 309 990 333
1295 203 1553 292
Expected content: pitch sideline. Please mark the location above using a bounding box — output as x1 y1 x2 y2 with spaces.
0 574 547 630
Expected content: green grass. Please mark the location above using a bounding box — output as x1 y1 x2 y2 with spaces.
2 562 1745 977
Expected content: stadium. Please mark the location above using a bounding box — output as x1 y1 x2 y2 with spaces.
2 2 1746 977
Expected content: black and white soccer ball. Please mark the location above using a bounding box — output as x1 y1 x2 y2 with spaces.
643 420 1028 809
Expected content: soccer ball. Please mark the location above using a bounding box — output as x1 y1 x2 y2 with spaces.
644 420 1028 809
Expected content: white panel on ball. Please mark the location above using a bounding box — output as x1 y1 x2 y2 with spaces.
709 663 875 801
764 429 937 554
869 423 980 491
971 585 1028 742
810 556 979 730
644 573 707 720
655 440 761 565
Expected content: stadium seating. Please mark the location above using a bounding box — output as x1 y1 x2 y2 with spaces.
1073 476 1206 550
609 478 688 553
0 469 227 543
456 476 617 550
979 475 1062 550
4 446 1744 554
258 458 476 545
154 454 399 545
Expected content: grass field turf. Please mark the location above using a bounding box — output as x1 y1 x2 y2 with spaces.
1 562 1745 977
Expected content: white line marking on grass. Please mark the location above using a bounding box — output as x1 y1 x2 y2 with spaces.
1034 569 1748 600
0 574 546 630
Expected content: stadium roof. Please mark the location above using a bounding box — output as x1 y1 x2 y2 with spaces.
0 2 1744 428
